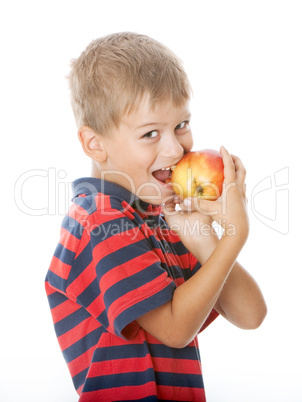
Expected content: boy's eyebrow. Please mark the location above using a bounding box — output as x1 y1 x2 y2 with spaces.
136 122 159 130
135 113 192 130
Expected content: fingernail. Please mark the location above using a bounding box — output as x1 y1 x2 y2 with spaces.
183 198 191 207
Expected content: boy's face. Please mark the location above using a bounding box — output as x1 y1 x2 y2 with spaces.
99 94 193 205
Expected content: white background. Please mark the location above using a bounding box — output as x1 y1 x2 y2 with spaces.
1 1 301 401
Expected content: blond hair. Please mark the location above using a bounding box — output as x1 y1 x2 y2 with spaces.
68 32 191 135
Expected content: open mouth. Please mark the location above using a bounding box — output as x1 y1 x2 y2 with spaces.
152 165 176 184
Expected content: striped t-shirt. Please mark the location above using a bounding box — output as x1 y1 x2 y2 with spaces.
45 177 218 401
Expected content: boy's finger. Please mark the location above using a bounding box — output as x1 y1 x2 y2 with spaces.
180 197 218 216
231 154 246 187
220 146 236 185
162 198 176 214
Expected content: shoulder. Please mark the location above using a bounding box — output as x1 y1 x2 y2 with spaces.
69 191 137 225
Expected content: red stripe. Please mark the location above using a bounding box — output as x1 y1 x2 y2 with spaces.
89 356 152 377
121 202 135 220
66 260 96 299
95 193 112 211
75 228 91 259
94 331 134 347
67 344 96 378
49 255 72 280
58 316 101 351
45 281 56 296
174 277 185 287
68 202 89 224
92 226 144 261
99 250 159 293
85 293 105 317
177 253 191 269
88 356 201 377
51 299 81 324
79 382 156 401
107 273 171 332
200 309 219 332
189 253 199 270
76 384 83 395
157 385 205 401
59 227 80 254
90 209 128 225
154 357 201 375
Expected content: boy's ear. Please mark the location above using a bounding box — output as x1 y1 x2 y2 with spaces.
78 126 107 162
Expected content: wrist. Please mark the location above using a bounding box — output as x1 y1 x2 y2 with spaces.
220 227 248 254
188 226 220 264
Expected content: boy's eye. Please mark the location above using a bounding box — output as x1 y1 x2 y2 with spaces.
143 130 158 139
175 121 189 130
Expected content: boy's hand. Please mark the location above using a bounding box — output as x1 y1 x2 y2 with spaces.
139 148 265 348
163 146 249 254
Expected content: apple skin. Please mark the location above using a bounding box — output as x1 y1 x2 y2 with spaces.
171 149 224 200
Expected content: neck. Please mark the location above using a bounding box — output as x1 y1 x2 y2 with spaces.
91 161 101 178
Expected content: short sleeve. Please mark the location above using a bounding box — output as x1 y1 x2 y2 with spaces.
89 210 176 339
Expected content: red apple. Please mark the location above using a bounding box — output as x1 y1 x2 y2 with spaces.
170 149 224 200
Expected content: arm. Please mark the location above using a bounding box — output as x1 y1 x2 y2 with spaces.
182 229 267 330
215 260 267 329
137 147 266 348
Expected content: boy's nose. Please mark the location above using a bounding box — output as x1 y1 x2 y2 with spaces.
161 135 184 160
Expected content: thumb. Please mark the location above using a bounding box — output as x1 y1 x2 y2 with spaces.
162 197 177 216
180 197 218 216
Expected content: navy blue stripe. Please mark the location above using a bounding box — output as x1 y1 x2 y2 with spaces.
104 262 167 307
143 214 168 230
160 261 185 280
72 178 137 207
72 366 89 390
95 238 153 275
191 260 201 275
181 267 192 281
67 242 93 284
95 308 109 329
74 194 97 214
61 215 83 239
157 400 192 402
92 341 199 364
109 195 137 211
115 283 175 338
45 270 67 294
91 216 137 241
54 242 76 266
169 239 189 256
155 371 204 389
47 288 67 309
117 397 157 402
148 343 199 361
75 278 100 308
84 367 155 391
55 305 91 337
94 344 148 362
63 326 104 363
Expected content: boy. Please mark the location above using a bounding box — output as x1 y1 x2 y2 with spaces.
45 32 267 401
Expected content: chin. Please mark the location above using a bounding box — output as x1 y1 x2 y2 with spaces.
137 180 174 206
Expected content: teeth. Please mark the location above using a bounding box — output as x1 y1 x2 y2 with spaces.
160 165 176 171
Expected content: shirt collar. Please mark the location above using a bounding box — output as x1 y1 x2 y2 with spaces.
71 177 162 216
